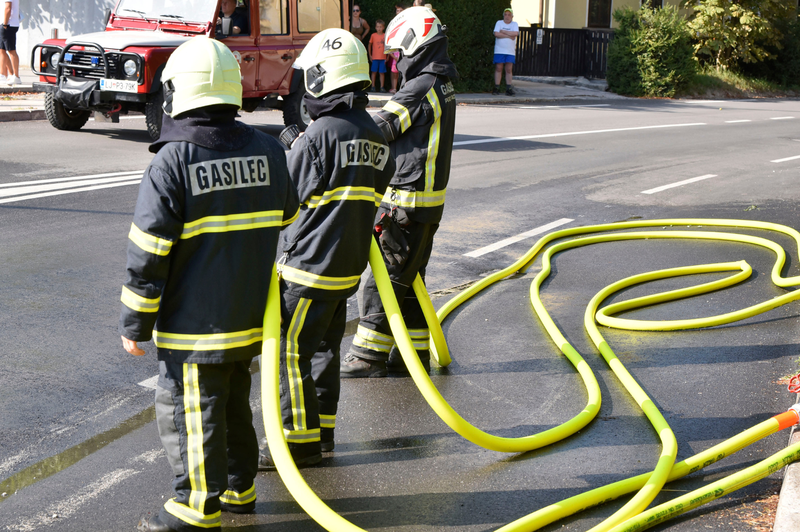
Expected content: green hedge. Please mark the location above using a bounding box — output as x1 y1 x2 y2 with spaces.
607 5 696 98
356 1 511 91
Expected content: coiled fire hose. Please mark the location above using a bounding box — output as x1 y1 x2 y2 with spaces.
262 218 800 532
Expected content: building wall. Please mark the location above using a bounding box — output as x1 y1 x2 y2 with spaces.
17 0 115 68
513 0 684 30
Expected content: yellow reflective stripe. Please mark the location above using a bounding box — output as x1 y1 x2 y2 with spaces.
284 427 320 443
374 190 384 207
381 188 446 209
181 210 285 239
356 325 394 345
120 286 160 313
306 186 378 209
153 328 262 351
183 364 208 514
424 88 442 193
408 328 430 349
128 223 173 256
383 100 412 133
287 299 311 431
407 328 430 338
283 207 300 226
320 414 336 428
353 336 393 353
281 265 361 291
220 483 256 505
164 499 221 528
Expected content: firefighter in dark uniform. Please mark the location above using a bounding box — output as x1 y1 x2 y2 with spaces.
341 6 458 377
257 28 395 468
120 37 300 532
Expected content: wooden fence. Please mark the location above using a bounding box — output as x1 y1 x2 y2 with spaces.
514 27 614 79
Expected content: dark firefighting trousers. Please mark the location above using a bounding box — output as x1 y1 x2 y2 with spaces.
279 282 347 450
155 358 258 532
351 219 440 362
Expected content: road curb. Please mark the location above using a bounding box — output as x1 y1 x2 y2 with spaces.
0 109 46 122
774 395 800 532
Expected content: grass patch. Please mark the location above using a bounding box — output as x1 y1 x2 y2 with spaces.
678 66 800 99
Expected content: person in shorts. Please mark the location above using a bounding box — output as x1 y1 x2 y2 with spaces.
369 19 387 92
492 7 519 96
0 0 21 86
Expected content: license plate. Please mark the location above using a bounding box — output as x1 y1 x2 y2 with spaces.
99 78 138 93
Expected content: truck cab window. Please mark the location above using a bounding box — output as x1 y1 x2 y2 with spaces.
260 0 288 34
298 0 342 33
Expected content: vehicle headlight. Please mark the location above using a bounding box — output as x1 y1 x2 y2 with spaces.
49 52 61 69
123 59 137 77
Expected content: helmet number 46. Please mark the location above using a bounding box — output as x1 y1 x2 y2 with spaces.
321 37 343 51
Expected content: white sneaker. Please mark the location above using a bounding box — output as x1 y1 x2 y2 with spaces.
0 74 6 83
8 76 22 86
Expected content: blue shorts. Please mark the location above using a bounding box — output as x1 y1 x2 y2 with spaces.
370 59 386 73
0 25 18 51
493 53 515 65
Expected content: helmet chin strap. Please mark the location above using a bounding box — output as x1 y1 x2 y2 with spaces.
162 79 175 115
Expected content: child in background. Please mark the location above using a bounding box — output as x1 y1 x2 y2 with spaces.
387 50 400 94
369 19 387 92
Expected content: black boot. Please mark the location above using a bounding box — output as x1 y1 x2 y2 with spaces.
259 442 322 471
387 346 431 374
220 499 256 514
137 514 176 532
321 428 335 452
340 353 387 378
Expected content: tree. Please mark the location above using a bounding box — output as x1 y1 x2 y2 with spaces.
682 0 798 70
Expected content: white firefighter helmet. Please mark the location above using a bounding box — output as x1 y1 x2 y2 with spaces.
293 28 370 96
161 37 242 117
384 5 444 58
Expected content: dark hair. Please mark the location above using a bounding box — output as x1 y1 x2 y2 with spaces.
375 19 385 26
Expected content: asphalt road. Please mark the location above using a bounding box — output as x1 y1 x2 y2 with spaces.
0 98 799 531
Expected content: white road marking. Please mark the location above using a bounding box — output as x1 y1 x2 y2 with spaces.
464 218 574 258
453 123 706 147
6 469 139 532
725 120 751 123
641 174 717 195
0 174 144 199
771 155 800 163
0 179 142 205
519 104 611 109
0 170 143 189
138 375 159 390
770 117 795 120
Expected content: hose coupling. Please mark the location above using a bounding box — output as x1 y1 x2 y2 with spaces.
788 404 800 424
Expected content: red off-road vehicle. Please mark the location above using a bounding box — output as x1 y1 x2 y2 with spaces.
31 0 350 139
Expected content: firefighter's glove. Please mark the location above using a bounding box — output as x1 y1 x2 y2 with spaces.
279 124 301 149
375 213 410 266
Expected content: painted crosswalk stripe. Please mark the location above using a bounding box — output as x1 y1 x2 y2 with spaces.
464 218 574 258
771 155 800 163
641 174 717 195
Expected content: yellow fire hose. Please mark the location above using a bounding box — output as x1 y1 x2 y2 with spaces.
261 219 800 532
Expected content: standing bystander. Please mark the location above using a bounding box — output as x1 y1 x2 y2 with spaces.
349 4 370 47
0 0 20 86
492 8 519 96
369 19 388 92
257 28 394 468
120 37 300 532
341 6 458 378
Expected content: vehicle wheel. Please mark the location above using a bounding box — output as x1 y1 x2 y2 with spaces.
145 90 164 141
44 92 90 131
282 88 311 132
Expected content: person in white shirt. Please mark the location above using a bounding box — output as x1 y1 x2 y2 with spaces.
492 7 519 96
0 0 21 86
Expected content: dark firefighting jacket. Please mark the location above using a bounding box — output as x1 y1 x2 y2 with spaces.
373 38 458 224
279 91 395 301
119 110 300 364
